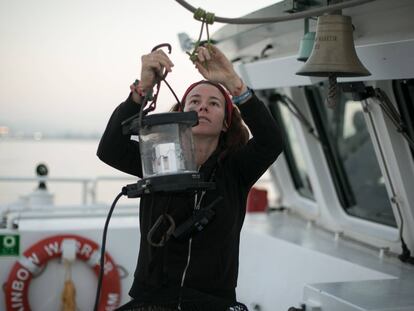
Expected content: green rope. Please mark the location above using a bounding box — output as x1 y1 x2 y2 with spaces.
187 7 214 63
193 8 204 21
186 20 204 62
193 7 215 25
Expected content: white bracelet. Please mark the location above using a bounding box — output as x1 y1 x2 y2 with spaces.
232 87 253 105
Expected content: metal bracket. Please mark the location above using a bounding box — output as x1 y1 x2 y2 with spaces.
283 0 328 13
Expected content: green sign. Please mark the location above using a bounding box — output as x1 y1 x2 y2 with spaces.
0 235 20 256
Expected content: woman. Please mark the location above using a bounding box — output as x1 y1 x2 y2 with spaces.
97 45 283 311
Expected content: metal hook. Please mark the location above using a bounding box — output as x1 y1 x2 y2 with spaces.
144 43 173 113
151 43 172 80
151 43 172 53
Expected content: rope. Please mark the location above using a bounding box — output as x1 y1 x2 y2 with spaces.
175 0 377 25
186 7 215 63
193 8 215 25
325 74 338 109
61 260 77 311
187 21 205 62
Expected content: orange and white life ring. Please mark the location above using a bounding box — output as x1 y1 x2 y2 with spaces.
4 234 121 311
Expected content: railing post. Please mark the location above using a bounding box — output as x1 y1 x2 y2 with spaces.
82 181 88 205
90 179 98 204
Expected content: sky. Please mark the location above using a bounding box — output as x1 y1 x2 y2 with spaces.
0 0 279 136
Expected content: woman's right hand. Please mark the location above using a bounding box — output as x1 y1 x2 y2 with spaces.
140 49 174 92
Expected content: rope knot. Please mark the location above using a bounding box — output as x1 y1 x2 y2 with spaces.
193 7 215 24
326 74 338 108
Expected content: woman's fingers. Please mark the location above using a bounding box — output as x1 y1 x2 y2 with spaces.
140 50 174 89
193 45 241 92
153 49 174 72
142 51 174 73
195 46 211 63
195 61 209 77
147 59 171 76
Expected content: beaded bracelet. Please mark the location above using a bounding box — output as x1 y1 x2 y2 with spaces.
129 79 145 97
130 79 153 100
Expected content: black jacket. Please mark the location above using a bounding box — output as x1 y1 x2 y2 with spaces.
97 93 283 303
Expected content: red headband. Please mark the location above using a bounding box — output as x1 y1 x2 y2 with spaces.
180 80 234 127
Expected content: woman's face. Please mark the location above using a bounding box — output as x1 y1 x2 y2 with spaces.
184 84 227 137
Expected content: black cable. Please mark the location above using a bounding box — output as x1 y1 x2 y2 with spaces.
374 88 414 150
93 189 127 311
363 98 414 265
370 90 414 262
163 79 183 109
278 93 321 142
174 0 376 25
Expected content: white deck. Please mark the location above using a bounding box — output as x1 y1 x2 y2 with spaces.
238 212 414 311
1 204 414 310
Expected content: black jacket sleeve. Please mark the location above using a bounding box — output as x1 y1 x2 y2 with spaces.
97 94 143 177
231 94 284 188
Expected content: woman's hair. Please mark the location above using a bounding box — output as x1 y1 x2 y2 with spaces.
170 81 249 161
218 104 249 160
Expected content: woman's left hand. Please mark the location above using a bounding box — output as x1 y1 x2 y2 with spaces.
193 45 245 96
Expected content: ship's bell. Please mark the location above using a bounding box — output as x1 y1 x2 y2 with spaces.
296 14 370 77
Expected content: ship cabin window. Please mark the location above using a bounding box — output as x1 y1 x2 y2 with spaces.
268 94 315 200
393 79 414 156
305 82 396 227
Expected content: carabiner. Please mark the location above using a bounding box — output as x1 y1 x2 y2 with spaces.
147 213 176 247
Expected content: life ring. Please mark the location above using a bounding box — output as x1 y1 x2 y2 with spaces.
3 234 121 311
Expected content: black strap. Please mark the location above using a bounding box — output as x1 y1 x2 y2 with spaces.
173 196 223 239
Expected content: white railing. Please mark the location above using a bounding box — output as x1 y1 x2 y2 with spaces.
0 176 136 205
0 175 276 205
